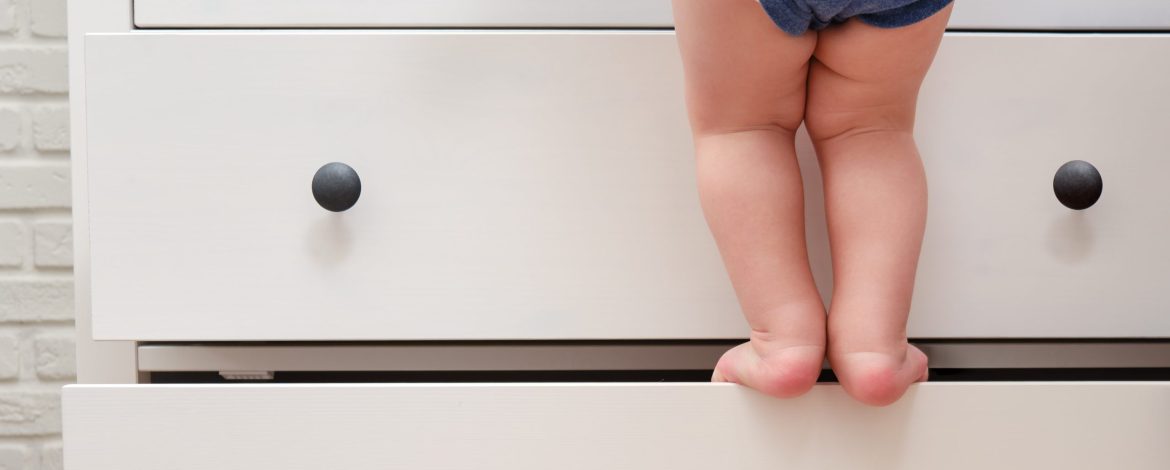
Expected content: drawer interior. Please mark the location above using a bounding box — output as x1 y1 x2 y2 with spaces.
64 383 1170 469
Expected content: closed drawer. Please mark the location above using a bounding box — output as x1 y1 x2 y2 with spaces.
64 383 1170 469
86 32 736 341
83 32 1170 340
132 0 1170 30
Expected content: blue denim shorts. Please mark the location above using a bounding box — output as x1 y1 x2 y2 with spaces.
759 0 954 36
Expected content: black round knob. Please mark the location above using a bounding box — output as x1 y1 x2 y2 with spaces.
1053 160 1102 210
312 162 361 212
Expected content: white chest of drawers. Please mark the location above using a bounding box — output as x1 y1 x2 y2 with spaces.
65 1 1170 468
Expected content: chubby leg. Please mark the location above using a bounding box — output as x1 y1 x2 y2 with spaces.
673 0 824 398
804 5 953 406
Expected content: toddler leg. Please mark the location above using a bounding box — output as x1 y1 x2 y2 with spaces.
673 0 824 398
804 5 953 406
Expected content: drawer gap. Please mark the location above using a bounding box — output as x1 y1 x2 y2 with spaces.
136 341 1170 374
128 26 1170 33
146 368 1170 384
149 369 720 383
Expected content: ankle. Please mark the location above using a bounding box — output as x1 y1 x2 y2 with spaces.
716 343 825 398
827 323 910 357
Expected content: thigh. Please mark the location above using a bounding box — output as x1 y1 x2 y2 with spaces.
804 4 953 141
672 0 817 135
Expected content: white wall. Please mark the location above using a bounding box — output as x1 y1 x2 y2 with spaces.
0 0 72 468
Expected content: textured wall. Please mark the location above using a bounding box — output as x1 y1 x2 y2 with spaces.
0 0 71 468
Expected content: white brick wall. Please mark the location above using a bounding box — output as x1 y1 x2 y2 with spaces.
0 0 72 467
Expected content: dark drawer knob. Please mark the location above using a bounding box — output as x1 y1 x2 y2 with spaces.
1053 160 1102 210
312 162 361 212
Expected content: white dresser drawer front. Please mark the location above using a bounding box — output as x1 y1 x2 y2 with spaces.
912 35 1170 336
86 32 740 341
64 383 1170 469
911 34 1170 338
84 32 1170 340
133 0 1170 30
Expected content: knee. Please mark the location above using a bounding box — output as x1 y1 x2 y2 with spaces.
685 92 805 139
683 84 807 139
688 115 803 141
803 104 915 146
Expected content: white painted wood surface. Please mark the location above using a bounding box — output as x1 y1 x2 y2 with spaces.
86 31 737 341
84 32 1170 340
132 0 1170 30
64 383 1170 470
67 0 141 384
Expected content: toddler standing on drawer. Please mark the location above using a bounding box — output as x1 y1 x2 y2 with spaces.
672 0 954 405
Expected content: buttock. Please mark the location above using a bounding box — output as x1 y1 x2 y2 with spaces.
759 0 954 36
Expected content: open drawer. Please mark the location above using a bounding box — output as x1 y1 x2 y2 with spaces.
65 383 1170 469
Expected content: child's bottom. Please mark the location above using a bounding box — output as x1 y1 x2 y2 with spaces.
672 0 952 406
760 0 955 36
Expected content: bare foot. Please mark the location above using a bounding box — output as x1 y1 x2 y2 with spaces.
829 344 928 406
711 302 827 399
713 342 825 398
